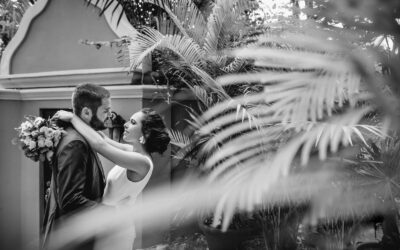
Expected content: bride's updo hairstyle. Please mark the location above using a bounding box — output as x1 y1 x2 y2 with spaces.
141 108 170 154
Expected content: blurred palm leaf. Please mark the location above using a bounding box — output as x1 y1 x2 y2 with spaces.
193 32 389 228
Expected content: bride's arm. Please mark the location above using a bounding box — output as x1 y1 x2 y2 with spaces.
55 111 150 177
98 131 133 152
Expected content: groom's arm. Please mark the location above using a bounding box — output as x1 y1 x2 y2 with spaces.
57 140 99 213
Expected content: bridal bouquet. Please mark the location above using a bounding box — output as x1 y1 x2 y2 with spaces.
13 115 65 162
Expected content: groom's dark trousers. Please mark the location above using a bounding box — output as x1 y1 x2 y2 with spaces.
42 127 106 250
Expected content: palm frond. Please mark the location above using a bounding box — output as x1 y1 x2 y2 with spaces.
221 57 245 73
147 0 190 37
201 116 280 155
270 109 383 176
215 51 366 126
203 125 281 169
189 65 230 100
203 0 254 55
203 4 224 55
190 85 215 109
145 0 207 44
168 129 194 160
127 27 205 70
86 0 125 25
198 95 270 138
209 122 385 230
201 105 385 191
185 111 204 131
235 104 260 129
156 13 180 35
168 129 191 148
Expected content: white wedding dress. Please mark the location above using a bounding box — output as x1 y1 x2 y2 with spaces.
96 156 153 250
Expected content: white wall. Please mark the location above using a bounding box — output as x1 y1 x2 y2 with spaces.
0 99 22 250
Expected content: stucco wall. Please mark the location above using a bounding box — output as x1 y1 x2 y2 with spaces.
11 0 122 74
0 99 22 250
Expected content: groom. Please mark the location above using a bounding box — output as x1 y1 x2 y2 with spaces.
42 83 112 250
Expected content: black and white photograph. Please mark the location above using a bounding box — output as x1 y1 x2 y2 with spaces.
0 0 400 249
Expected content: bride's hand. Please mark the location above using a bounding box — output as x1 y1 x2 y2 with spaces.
53 110 74 122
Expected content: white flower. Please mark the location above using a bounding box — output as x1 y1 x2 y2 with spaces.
53 130 61 139
28 140 36 150
52 129 63 147
44 139 53 148
34 117 45 127
38 137 45 148
21 121 33 131
22 130 31 136
31 131 39 138
39 126 48 133
53 137 60 147
45 128 55 139
23 137 32 145
46 151 54 161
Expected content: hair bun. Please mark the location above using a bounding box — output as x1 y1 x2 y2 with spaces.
146 129 171 154
140 108 171 154
145 129 171 154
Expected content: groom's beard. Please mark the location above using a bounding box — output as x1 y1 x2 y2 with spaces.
90 115 107 131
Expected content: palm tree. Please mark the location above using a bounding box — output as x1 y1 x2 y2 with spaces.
90 0 259 93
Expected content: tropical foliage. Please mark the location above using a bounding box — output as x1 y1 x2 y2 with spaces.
165 1 400 248
94 0 399 230
0 0 34 43
52 0 400 249
0 0 35 59
201 0 399 228
89 0 260 90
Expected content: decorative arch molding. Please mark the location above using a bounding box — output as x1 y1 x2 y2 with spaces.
0 0 138 75
0 0 48 75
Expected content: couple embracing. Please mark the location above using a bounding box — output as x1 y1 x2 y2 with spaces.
42 83 170 250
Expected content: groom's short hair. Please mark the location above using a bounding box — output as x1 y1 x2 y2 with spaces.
72 83 110 116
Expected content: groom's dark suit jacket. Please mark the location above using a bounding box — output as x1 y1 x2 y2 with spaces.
42 127 106 250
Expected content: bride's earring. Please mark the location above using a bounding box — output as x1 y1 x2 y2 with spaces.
139 136 145 144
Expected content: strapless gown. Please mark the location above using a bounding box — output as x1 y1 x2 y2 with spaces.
95 156 153 250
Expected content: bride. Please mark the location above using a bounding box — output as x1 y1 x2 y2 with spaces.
54 108 170 250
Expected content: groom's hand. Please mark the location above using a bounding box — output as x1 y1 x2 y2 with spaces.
52 110 73 129
53 110 74 122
